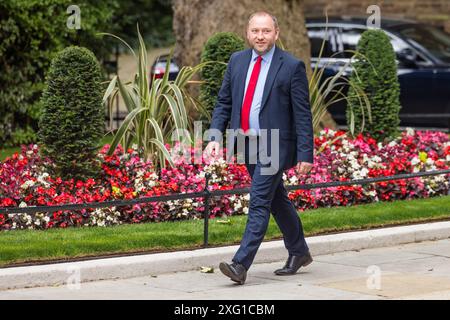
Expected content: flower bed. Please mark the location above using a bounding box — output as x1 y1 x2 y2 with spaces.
0 128 449 230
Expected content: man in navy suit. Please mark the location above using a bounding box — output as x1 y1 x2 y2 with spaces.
204 11 314 285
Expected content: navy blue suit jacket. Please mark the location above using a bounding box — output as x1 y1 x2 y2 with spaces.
209 46 314 170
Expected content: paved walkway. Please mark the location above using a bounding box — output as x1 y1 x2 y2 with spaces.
1 239 450 300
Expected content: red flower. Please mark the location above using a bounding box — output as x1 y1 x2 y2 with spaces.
1 198 16 207
76 181 84 189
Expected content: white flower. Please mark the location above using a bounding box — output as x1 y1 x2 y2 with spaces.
388 140 397 147
350 160 361 170
243 207 249 214
149 173 158 180
406 127 415 136
136 170 144 178
411 157 420 166
289 175 298 185
360 168 368 178
20 180 35 190
368 190 377 197
372 155 382 162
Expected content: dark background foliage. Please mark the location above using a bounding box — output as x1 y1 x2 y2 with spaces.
0 0 174 147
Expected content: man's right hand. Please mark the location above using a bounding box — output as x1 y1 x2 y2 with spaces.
203 141 221 161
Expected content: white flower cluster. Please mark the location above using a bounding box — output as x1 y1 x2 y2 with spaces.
33 212 50 227
10 213 33 230
89 207 122 227
229 194 250 214
405 127 415 136
200 157 228 184
167 198 199 218
20 180 35 190
38 172 51 187
134 170 159 192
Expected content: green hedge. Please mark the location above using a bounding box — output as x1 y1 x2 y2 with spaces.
200 32 245 124
38 46 104 180
346 29 401 142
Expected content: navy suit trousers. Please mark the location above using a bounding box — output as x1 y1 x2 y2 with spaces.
232 136 309 270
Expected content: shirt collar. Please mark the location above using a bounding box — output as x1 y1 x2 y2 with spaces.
251 45 276 63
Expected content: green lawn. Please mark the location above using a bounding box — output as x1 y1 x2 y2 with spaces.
0 146 20 161
0 195 449 267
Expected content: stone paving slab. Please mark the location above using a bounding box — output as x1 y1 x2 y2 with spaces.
2 221 450 291
1 238 450 300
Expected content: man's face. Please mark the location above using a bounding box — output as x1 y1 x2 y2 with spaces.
246 14 279 55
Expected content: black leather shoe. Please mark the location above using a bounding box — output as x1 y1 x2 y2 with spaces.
219 262 247 285
274 252 313 276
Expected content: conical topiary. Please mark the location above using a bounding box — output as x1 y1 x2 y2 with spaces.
200 32 245 125
346 29 401 141
38 46 104 180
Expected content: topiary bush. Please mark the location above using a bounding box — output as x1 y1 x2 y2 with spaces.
346 29 401 142
199 32 245 125
38 46 104 180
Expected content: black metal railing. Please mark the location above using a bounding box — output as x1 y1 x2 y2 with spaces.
1 169 449 247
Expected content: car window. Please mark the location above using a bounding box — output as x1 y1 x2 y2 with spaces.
396 24 450 63
338 27 364 58
308 27 343 58
308 26 363 59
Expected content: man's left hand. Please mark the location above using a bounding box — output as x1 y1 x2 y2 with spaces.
296 161 313 175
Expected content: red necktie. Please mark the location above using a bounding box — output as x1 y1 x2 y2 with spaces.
241 55 262 133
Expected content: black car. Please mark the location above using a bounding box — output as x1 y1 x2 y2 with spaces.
150 18 450 128
306 17 450 128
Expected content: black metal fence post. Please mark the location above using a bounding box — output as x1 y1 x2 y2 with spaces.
203 173 211 248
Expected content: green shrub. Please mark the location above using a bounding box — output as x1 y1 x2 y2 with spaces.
38 46 104 180
0 0 114 147
346 29 401 141
200 32 245 124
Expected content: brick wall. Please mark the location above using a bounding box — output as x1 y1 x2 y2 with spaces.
303 0 450 32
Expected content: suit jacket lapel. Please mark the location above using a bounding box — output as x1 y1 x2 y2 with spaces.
260 46 283 113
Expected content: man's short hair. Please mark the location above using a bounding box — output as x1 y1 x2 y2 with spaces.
247 11 279 29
